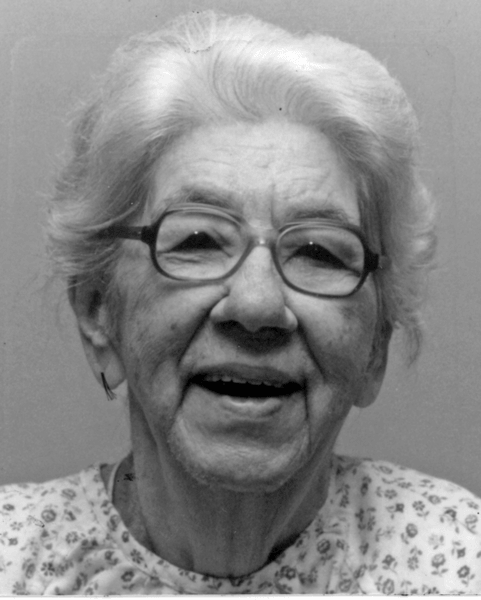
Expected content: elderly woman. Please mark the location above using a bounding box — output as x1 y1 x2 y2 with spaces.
0 10 480 595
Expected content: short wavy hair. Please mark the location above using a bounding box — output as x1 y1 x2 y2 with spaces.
47 10 436 362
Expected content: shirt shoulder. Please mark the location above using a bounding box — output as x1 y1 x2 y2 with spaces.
330 455 481 594
0 466 106 594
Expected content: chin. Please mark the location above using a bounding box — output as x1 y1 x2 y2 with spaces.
168 426 310 494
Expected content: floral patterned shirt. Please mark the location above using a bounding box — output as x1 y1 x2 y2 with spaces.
0 455 479 594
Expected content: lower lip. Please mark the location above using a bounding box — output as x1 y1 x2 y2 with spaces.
190 384 286 418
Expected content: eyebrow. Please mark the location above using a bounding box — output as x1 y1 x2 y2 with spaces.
161 186 358 228
282 205 356 227
165 187 237 211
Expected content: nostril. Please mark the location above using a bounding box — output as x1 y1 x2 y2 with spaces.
209 251 298 332
213 321 294 351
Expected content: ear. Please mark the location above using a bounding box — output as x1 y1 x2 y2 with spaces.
68 278 125 391
354 322 392 408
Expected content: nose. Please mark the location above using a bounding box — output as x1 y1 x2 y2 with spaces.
210 246 298 333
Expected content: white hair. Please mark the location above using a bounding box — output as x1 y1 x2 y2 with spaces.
47 10 436 362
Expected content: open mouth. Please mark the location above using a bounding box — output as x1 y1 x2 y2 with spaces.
191 374 302 399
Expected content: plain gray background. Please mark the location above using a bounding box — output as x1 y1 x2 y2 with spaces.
1 0 480 497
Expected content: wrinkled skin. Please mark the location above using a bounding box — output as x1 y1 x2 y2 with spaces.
74 120 388 576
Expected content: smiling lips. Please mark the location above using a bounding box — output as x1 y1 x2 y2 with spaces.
191 367 302 399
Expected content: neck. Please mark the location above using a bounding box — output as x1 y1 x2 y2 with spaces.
113 448 332 578
113 399 334 578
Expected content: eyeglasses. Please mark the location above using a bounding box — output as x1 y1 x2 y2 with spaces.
99 203 388 298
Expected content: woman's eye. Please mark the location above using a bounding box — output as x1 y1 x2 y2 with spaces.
173 231 221 252
295 243 346 269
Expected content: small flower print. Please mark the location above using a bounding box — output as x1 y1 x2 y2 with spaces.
360 476 371 495
465 514 478 532
428 534 444 549
376 526 395 541
353 565 367 580
300 566 318 586
444 508 457 520
388 503 404 516
338 578 352 592
458 565 470 579
421 586 440 594
431 553 448 575
73 574 87 592
406 523 418 538
41 508 57 523
108 514 120 531
40 561 55 577
431 553 446 568
23 560 36 579
279 565 297 580
66 531 79 544
382 578 395 594
130 549 143 564
366 514 376 531
12 582 26 594
377 465 393 474
79 538 98 554
61 488 77 500
1 458 481 594
314 520 325 536
382 554 396 569
121 531 130 543
57 561 73 577
316 539 331 554
412 500 427 516
121 570 135 583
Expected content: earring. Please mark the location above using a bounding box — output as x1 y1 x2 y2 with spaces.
101 372 117 401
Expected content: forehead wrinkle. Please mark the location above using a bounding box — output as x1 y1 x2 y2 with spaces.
151 120 359 225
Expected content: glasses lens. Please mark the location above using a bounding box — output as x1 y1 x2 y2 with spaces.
156 210 244 280
278 225 365 296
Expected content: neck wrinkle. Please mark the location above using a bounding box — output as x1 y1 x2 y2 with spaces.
112 445 332 578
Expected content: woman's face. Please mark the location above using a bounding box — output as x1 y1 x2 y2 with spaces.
107 120 386 492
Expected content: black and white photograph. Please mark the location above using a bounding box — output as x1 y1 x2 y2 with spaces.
1 0 480 594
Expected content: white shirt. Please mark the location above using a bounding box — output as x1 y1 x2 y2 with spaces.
0 455 479 594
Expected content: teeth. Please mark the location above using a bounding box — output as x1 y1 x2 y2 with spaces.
203 374 285 388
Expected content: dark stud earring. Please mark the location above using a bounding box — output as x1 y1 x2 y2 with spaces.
101 372 117 401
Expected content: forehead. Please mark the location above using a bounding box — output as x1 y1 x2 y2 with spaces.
152 120 359 225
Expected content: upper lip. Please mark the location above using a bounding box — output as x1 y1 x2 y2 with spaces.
190 363 303 387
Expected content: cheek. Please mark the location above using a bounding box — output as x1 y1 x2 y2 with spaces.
297 290 378 392
111 261 224 389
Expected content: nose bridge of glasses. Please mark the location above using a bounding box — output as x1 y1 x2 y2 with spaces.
244 221 278 248
241 224 284 276
234 224 282 281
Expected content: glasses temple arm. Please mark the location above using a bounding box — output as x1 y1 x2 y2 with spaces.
377 255 390 270
99 224 155 244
